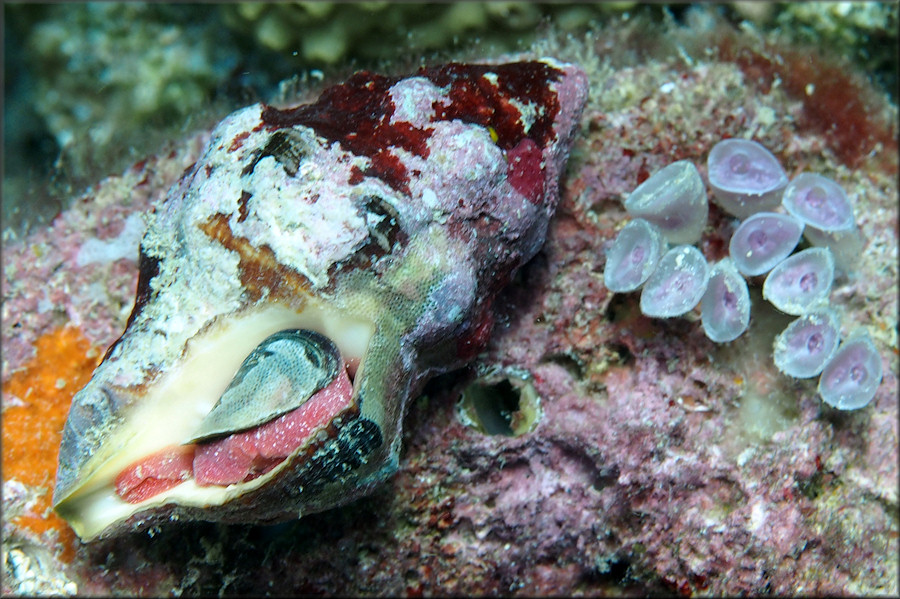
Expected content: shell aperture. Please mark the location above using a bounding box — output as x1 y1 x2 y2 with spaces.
112 351 355 503
188 329 342 443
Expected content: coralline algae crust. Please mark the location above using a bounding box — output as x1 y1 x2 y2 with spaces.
388 77 442 123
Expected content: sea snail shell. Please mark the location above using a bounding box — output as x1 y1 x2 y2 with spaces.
53 58 589 540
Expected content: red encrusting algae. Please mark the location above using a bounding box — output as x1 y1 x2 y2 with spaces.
716 37 899 173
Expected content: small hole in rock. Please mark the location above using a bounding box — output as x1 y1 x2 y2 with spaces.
541 352 584 380
581 558 632 587
467 380 518 436
608 342 634 366
606 293 638 323
457 368 542 437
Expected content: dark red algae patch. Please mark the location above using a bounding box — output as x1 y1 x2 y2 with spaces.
261 72 427 195
228 131 251 152
259 61 564 195
716 37 898 173
506 138 545 203
427 61 563 150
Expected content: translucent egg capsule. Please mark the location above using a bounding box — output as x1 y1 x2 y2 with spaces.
603 219 667 292
729 212 804 276
701 258 751 342
818 329 883 410
772 309 840 378
781 173 861 272
623 160 708 244
803 226 863 274
640 245 710 318
763 247 835 315
781 173 854 233
707 139 789 218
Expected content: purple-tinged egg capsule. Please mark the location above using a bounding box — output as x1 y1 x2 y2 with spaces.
707 138 789 218
624 160 708 244
781 173 854 232
763 247 835 315
604 219 667 292
640 245 709 318
782 172 861 273
818 328 883 410
701 258 751 342
773 309 840 378
802 225 863 275
729 212 804 276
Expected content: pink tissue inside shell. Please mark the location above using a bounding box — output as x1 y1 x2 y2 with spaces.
114 362 354 502
114 445 194 504
194 364 354 486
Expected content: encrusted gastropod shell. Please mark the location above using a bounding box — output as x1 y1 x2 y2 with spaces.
53 58 588 540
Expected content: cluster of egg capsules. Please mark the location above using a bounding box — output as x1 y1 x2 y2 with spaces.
603 139 883 410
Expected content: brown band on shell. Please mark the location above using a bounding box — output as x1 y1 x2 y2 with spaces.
237 190 252 224
198 213 313 302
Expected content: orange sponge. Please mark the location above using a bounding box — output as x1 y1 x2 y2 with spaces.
2 326 99 560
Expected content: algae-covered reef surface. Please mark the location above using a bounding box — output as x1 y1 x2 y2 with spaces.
3 6 897 596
